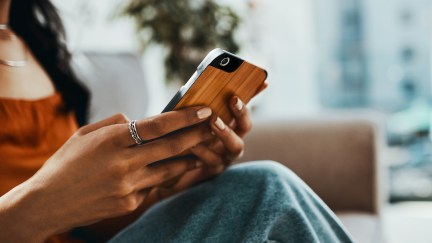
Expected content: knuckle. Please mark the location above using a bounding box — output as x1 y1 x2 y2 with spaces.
116 182 134 197
74 126 87 137
118 194 139 212
121 147 136 162
224 126 235 138
69 131 81 141
232 140 244 154
213 156 224 166
111 124 128 146
108 163 130 182
145 117 164 136
159 166 175 180
166 139 185 155
97 127 118 147
114 113 129 123
185 108 198 123
209 164 225 175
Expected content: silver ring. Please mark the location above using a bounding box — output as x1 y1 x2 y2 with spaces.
128 120 144 145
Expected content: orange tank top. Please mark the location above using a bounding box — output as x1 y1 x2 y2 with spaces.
0 93 82 242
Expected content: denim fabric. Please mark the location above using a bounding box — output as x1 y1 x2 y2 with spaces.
109 161 353 243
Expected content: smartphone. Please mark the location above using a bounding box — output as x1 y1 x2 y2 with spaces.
162 48 268 123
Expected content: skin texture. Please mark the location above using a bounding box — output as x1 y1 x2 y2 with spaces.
0 1 268 242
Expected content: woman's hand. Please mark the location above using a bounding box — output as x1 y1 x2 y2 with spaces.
154 81 268 199
194 96 252 167
155 96 257 199
199 81 268 168
77 93 267 242
0 106 214 242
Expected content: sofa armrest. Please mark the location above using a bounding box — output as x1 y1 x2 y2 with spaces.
237 118 378 214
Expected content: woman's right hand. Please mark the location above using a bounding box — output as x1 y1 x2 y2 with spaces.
0 106 213 242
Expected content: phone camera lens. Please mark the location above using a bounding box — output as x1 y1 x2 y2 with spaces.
220 57 230 67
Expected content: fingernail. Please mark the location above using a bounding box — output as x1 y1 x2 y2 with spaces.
197 107 212 119
215 117 225 130
235 98 243 111
211 131 216 136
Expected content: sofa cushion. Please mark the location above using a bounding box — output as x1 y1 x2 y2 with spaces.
238 119 378 213
73 52 149 123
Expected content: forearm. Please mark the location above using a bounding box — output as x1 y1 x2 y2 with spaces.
0 180 56 243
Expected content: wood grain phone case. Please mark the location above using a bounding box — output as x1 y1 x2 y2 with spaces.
163 49 268 124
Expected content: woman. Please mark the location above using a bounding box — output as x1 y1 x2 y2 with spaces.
0 0 353 242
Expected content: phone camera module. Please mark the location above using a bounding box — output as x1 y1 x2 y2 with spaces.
220 57 230 67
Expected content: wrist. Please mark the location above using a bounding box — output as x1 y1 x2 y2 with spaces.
0 180 58 242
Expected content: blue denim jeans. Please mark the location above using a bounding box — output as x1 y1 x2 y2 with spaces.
109 161 353 243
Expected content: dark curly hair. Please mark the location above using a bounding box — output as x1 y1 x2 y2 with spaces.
9 0 90 126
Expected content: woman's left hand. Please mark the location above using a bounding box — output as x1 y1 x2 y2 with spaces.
153 95 255 200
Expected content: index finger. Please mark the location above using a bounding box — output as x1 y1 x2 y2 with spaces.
123 106 212 146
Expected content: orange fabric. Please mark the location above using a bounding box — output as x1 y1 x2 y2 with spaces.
0 93 81 242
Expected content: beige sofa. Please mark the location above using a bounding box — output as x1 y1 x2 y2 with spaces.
238 118 383 243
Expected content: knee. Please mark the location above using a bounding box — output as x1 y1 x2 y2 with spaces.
233 160 297 180
221 161 301 190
